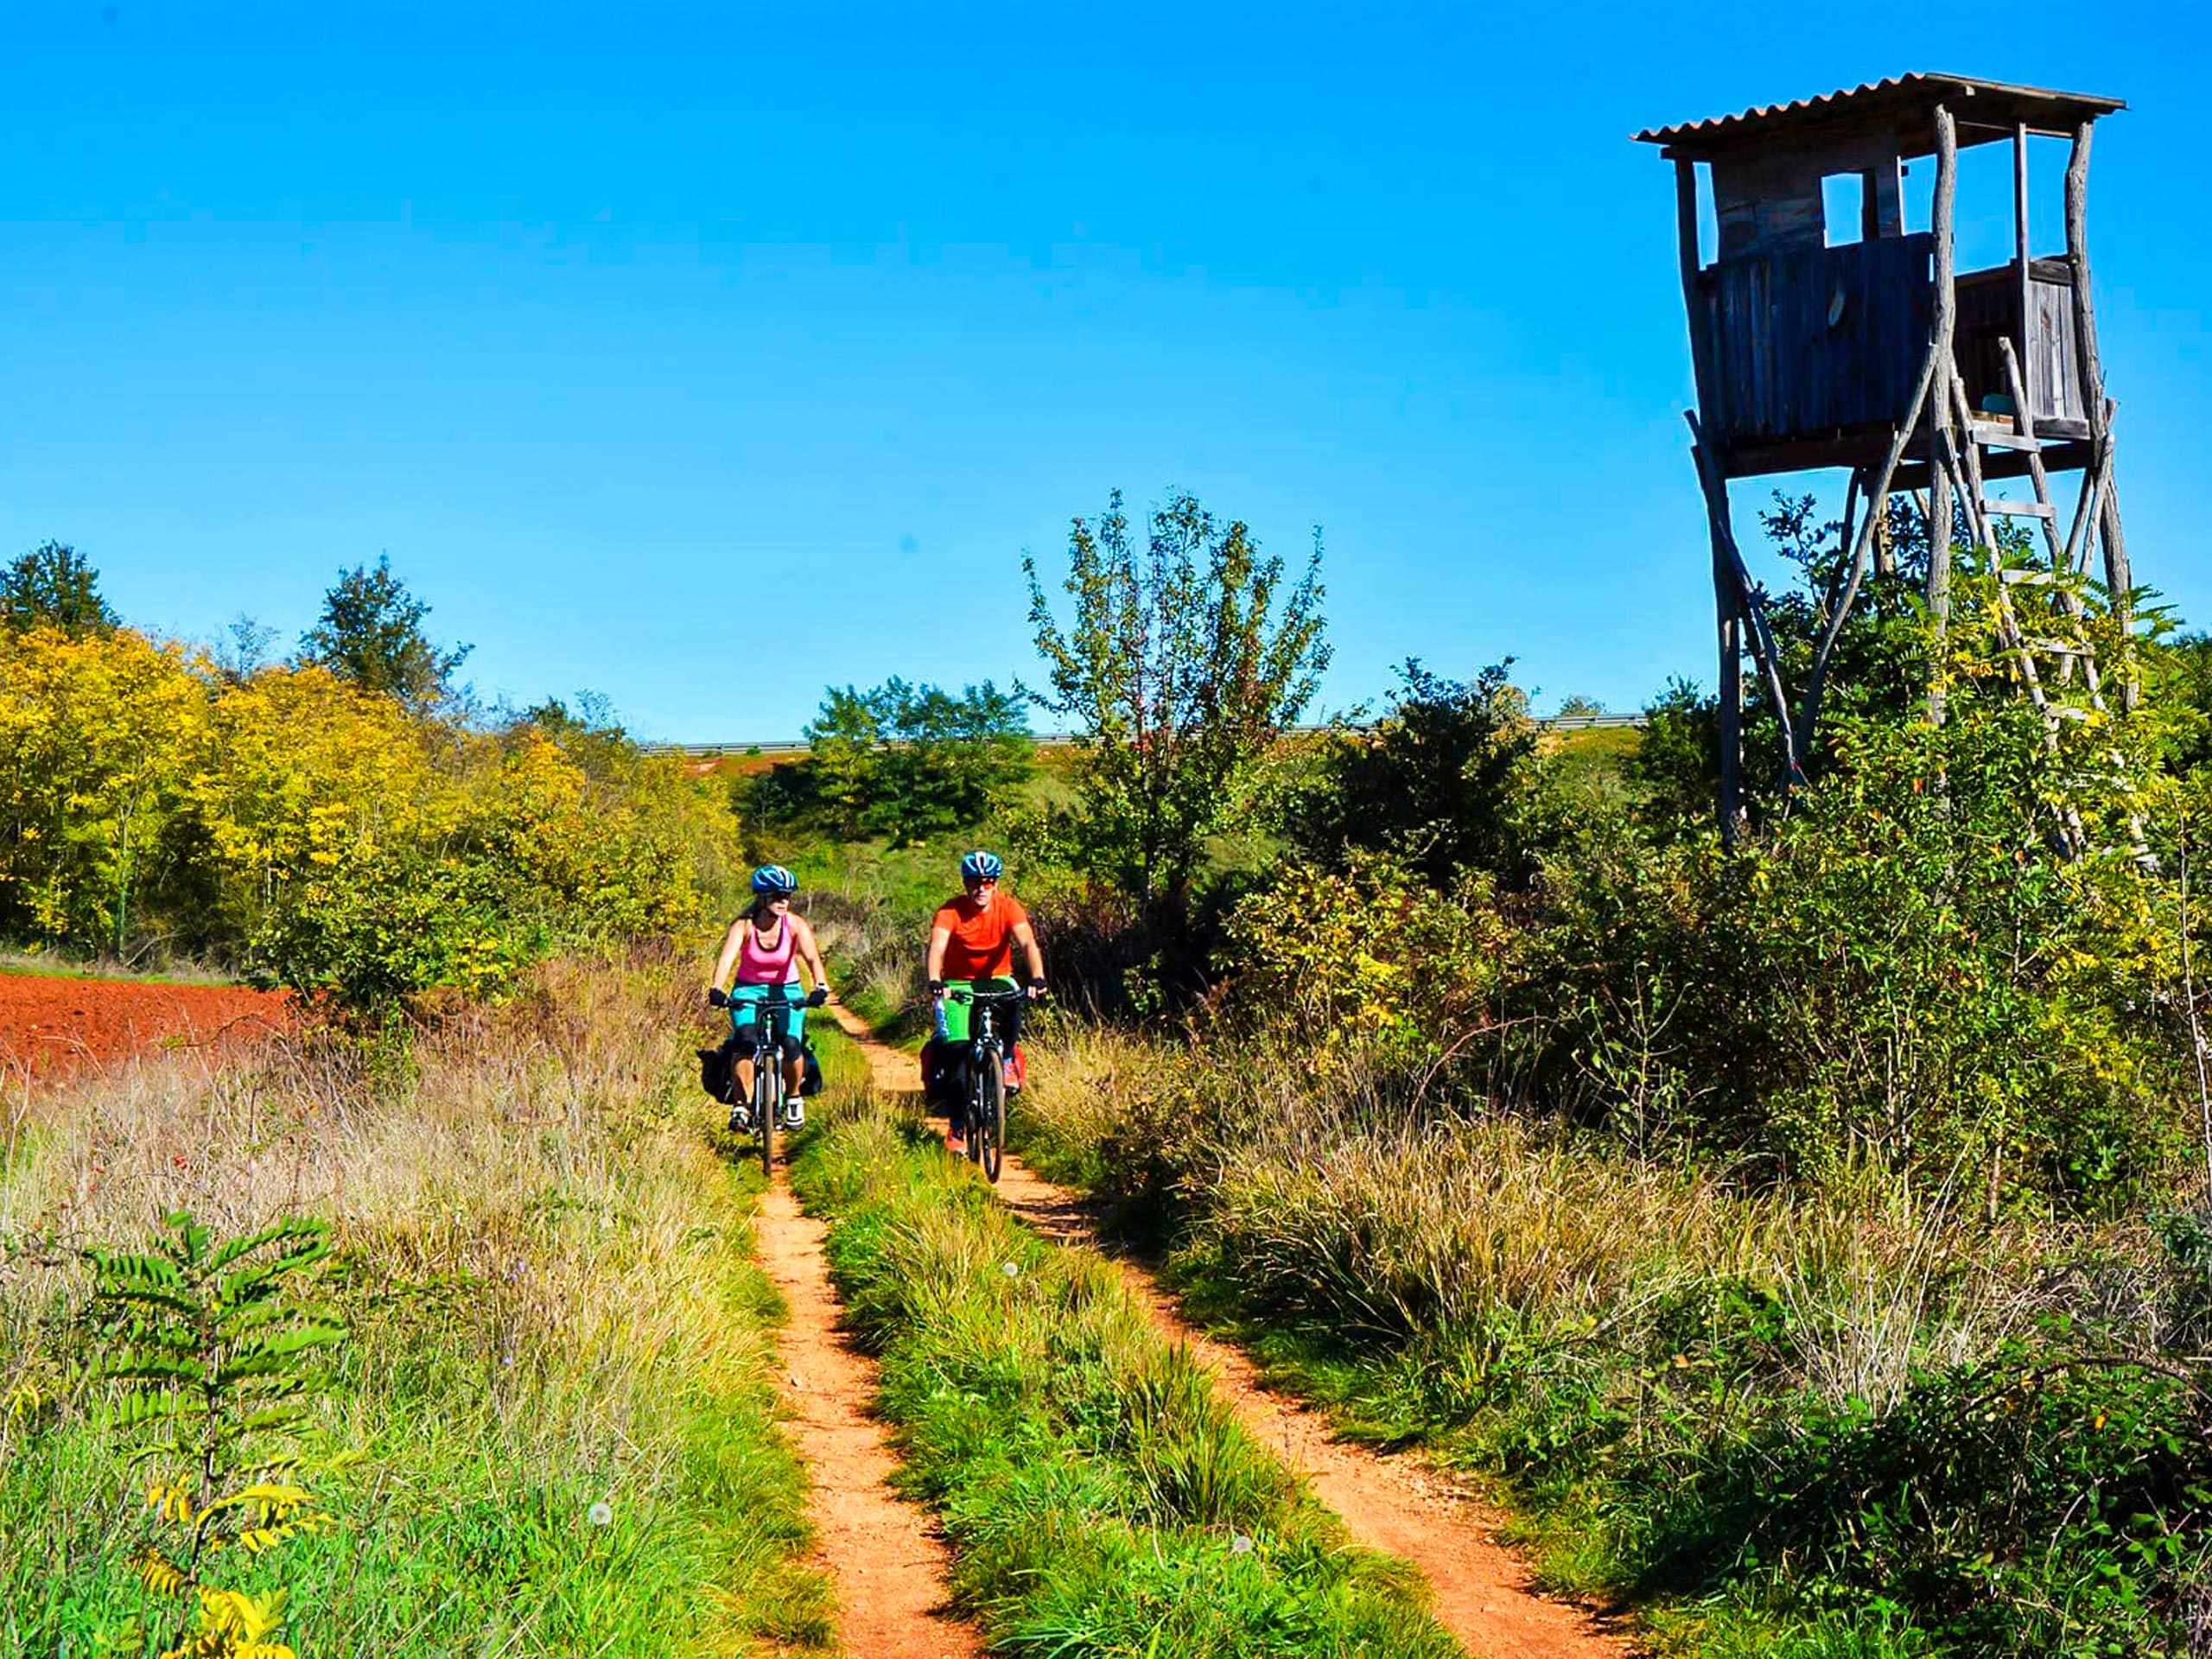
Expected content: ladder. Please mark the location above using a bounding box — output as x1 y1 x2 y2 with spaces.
1936 340 2148 864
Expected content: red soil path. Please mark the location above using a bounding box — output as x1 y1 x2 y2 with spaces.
756 1177 984 1659
0 970 291 1080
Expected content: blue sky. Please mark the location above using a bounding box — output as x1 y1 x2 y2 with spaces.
4 2 2207 741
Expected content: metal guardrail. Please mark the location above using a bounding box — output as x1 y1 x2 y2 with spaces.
640 713 1644 757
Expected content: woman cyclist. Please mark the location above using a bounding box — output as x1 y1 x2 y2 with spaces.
709 865 830 1128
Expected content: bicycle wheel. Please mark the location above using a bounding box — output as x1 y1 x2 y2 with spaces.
754 1056 778 1176
976 1051 1006 1184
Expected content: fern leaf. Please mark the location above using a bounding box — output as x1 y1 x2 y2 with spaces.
86 1249 186 1289
209 1215 327 1274
92 1286 207 1323
157 1211 210 1267
133 1548 189 1599
99 1357 206 1390
143 1478 196 1524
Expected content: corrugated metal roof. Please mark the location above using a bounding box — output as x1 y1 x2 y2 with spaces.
1636 73 2124 154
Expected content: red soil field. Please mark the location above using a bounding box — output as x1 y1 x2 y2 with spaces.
0 971 291 1081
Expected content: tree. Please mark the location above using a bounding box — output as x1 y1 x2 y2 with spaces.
297 556 469 709
795 677 1033 843
1026 489 1329 903
0 628 207 955
1627 677 1721 838
212 613 279 685
1 541 118 636
1284 660 1550 890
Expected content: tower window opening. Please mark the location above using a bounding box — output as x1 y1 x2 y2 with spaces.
1822 172 1867 245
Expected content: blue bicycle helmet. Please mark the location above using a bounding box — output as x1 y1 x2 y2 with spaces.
959 849 1003 881
751 864 798 896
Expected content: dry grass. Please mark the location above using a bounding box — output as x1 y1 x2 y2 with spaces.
1018 1022 2144 1416
0 948 832 1656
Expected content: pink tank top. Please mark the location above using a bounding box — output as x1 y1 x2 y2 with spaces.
735 915 798 984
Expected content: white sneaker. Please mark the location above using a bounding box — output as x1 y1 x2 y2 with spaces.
783 1101 805 1129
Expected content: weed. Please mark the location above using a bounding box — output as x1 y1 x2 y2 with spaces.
81 1210 347 1658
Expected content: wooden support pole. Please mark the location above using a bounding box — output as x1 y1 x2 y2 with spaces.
2014 123 2034 425
1673 158 1718 414
1927 104 1960 723
1715 525 1744 842
2064 409 2116 577
1999 339 2063 568
1946 373 1993 551
2066 119 2134 696
1672 158 1742 838
1799 346 1942 760
1688 414 1801 795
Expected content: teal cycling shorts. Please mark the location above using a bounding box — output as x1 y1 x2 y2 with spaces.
728 982 806 1045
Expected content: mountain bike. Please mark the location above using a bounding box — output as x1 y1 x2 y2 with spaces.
944 985 1031 1184
709 987 822 1174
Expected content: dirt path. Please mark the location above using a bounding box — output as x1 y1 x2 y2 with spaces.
830 1004 1633 1659
753 1175 982 1659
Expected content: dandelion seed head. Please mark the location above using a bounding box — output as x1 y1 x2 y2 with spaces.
1001 1262 1020 1279
1231 1533 1254 1554
588 1500 613 1527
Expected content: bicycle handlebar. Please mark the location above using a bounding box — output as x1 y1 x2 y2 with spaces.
710 988 825 1012
945 985 1037 1006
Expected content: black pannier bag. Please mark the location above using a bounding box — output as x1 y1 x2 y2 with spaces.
917 1037 960 1106
696 1037 738 1103
800 1039 824 1097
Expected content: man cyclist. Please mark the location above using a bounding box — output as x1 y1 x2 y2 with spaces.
709 864 830 1130
926 850 1046 1141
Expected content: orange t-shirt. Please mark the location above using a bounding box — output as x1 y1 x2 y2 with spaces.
932 893 1030 981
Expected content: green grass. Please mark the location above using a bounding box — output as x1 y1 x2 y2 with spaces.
1544 722 1642 788
0 955 834 1658
785 1078 1462 1658
1007 1023 2212 1657
0 948 234 985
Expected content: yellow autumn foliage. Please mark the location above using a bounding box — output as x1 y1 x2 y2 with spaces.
0 626 741 1001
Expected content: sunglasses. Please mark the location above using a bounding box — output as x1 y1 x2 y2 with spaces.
963 875 999 887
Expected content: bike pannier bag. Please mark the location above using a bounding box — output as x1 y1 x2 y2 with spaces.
800 1039 824 1097
696 1037 738 1103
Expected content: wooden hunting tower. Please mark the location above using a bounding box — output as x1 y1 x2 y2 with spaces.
1637 73 2131 833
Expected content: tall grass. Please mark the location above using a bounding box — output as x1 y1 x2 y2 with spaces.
0 950 832 1656
787 1074 1462 1658
1013 1022 2212 1656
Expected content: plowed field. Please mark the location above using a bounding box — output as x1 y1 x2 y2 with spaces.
0 971 290 1079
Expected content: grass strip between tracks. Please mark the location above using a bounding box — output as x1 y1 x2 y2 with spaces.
786 1039 1462 1659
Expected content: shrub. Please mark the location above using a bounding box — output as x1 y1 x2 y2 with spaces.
82 1211 348 1659
0 625 743 1003
1279 659 1559 890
